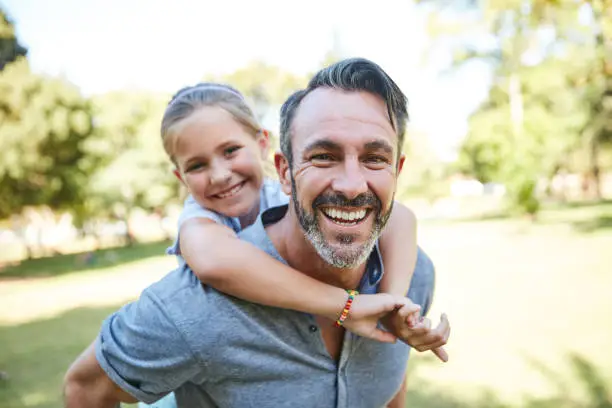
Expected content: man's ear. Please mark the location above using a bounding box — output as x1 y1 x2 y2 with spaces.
396 154 405 176
274 152 292 195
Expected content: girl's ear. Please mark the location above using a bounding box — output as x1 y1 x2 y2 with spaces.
257 129 271 158
173 168 185 184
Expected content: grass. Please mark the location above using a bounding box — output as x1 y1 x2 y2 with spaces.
0 306 121 408
0 240 173 280
412 200 612 405
1 202 611 407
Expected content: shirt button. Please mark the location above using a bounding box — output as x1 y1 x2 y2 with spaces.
309 325 318 333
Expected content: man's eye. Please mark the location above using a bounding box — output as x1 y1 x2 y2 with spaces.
311 153 335 161
364 155 389 164
224 146 241 156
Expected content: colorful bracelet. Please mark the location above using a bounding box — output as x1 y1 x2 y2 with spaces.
334 289 359 327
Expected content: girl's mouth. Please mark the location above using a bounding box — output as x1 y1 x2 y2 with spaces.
213 181 246 199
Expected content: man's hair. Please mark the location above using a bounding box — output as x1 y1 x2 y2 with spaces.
279 57 409 167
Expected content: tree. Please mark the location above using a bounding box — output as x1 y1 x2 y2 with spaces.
0 58 102 257
207 61 306 121
0 59 98 219
417 0 608 212
0 8 27 71
84 91 179 244
578 0 612 198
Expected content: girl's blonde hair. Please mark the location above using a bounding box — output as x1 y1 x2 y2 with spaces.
161 83 261 165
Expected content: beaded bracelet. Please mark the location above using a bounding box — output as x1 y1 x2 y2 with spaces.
334 289 359 327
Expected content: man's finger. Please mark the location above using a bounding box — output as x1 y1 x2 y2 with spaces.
431 347 448 362
421 314 450 351
435 314 450 343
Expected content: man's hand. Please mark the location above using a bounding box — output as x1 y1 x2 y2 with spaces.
342 294 419 343
383 304 450 362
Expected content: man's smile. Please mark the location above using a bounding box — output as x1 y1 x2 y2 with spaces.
319 206 372 227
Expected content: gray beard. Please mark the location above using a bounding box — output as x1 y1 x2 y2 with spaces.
289 174 392 269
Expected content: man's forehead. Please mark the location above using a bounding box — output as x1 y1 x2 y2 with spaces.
292 88 396 139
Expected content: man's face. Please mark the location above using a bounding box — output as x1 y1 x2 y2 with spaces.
277 88 405 269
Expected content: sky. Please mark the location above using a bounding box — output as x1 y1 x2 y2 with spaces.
3 0 492 160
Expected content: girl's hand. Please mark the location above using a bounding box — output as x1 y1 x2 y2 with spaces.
383 305 450 362
342 294 419 343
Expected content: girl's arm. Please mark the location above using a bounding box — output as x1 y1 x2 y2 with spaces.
378 203 449 361
378 202 418 298
180 218 346 318
180 218 407 342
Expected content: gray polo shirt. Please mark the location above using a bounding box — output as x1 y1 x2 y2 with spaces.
96 205 435 408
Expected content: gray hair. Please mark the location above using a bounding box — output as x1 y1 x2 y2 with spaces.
161 83 261 165
279 58 409 167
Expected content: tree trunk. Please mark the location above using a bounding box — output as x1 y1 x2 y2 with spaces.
589 139 602 200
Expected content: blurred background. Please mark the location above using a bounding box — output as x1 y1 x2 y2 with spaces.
1 0 611 407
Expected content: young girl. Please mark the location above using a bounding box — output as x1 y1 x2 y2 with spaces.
142 83 421 408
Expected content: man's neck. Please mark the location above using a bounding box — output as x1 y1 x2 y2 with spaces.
266 205 366 290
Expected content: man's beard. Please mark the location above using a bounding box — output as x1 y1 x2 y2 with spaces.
290 174 393 269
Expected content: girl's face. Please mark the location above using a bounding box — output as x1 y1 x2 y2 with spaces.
172 106 268 218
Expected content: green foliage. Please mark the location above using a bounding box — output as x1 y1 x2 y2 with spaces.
206 60 307 121
422 0 612 212
0 59 99 218
0 8 27 70
79 91 179 226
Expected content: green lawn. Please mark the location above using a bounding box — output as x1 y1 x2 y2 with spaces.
0 240 173 280
409 200 612 407
1 202 611 408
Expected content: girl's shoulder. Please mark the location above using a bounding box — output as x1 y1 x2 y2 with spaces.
178 195 240 232
259 178 289 212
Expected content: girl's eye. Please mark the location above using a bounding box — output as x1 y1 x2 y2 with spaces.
186 162 206 172
224 146 241 156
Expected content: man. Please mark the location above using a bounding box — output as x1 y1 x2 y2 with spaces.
63 58 450 407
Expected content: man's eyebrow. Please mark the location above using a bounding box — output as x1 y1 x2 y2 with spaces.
364 140 394 154
303 139 342 153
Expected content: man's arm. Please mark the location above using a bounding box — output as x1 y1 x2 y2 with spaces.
64 342 137 408
64 281 202 406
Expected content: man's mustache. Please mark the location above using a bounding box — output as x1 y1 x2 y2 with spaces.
312 191 381 211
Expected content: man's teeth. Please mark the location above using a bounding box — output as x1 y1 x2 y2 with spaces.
217 183 242 198
321 208 367 223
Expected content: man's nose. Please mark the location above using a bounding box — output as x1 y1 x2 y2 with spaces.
331 157 368 200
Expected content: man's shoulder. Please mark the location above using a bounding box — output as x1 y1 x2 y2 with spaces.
238 205 288 263
138 266 209 320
